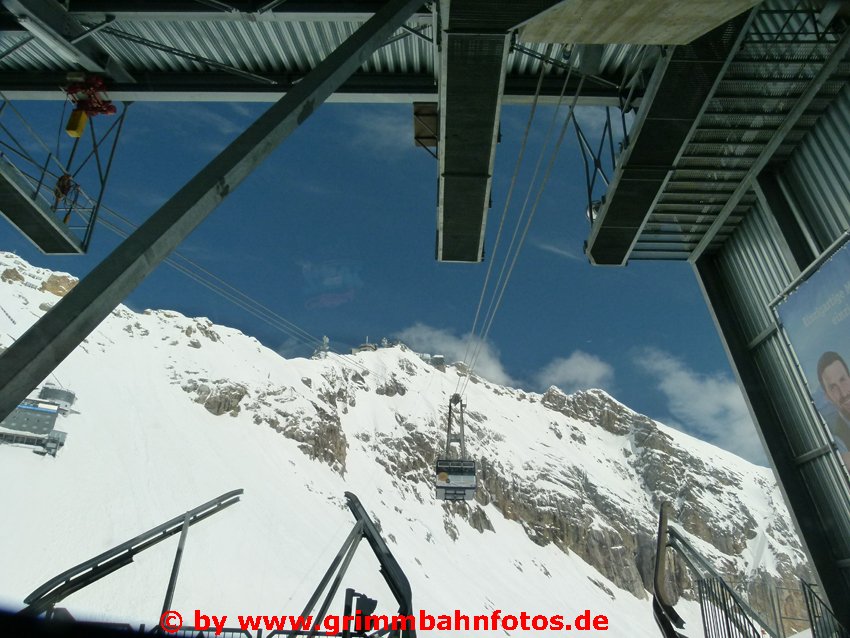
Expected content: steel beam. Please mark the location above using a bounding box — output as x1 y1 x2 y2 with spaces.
0 0 424 423
586 10 754 266
434 0 565 263
22 489 243 616
1 0 134 83
754 172 816 272
64 0 432 22
689 26 850 262
436 26 510 263
0 71 628 105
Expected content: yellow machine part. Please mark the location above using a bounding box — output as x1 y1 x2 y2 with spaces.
65 109 88 138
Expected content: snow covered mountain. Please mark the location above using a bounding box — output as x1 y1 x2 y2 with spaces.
0 251 810 637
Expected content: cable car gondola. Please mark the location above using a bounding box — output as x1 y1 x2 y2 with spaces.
435 393 476 501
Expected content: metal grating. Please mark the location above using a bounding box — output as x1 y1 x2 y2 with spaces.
585 9 753 265
630 0 850 260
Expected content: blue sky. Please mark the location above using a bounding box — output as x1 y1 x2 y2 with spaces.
1 99 766 464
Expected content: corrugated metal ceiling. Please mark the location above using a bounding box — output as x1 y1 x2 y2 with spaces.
0 13 647 92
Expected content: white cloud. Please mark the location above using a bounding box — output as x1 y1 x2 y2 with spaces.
574 106 635 141
276 336 310 359
395 323 516 386
143 103 244 137
532 238 583 261
227 102 262 119
350 108 413 154
634 348 767 464
574 106 610 137
534 351 614 393
396 323 614 395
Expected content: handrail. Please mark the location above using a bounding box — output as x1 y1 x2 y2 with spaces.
652 501 687 638
21 489 243 616
652 501 779 638
345 492 415 638
667 528 777 638
801 580 850 638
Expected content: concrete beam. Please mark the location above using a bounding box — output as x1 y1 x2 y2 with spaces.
521 0 759 44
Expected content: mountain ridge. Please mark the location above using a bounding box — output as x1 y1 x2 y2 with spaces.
0 251 810 636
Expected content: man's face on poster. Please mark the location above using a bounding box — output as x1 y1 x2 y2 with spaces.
821 359 850 420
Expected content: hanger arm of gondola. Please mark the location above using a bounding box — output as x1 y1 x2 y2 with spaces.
434 394 477 502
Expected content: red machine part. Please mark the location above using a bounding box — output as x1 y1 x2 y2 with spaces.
64 76 116 116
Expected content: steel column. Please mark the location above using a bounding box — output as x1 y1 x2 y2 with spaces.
0 0 424 423
754 172 816 273
693 255 850 625
160 514 191 619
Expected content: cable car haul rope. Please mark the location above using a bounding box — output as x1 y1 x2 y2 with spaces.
433 49 586 504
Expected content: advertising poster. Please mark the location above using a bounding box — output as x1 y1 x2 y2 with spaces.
776 240 850 471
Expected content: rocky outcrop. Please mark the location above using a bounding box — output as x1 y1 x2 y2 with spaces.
474 456 649 598
39 274 77 297
184 319 220 343
1 268 23 284
175 349 808 616
243 383 349 475
542 387 641 436
376 374 407 397
281 405 348 475
182 379 248 416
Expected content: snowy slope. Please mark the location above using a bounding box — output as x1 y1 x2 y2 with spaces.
0 252 807 637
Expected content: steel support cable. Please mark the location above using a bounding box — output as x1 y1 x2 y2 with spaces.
97 26 277 86
97 208 386 381
98 215 391 514
0 92 76 177
479 60 574 322
103 218 381 382
462 75 586 397
162 249 382 380
98 216 317 345
453 45 554 396
0 98 363 377
459 61 576 394
100 203 320 344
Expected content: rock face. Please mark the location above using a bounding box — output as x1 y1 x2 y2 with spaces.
1 268 24 284
338 379 801 620
70 300 809 624
182 379 248 416
0 251 820 636
196 355 808 617
18 254 796 621
39 274 78 297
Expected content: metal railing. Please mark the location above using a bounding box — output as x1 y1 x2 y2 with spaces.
0 93 128 251
698 577 761 638
802 580 850 638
